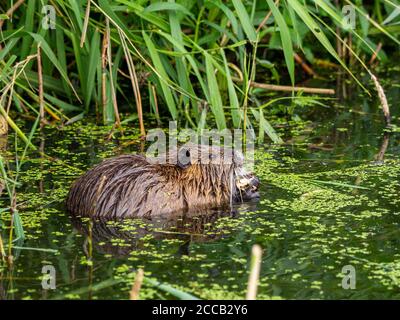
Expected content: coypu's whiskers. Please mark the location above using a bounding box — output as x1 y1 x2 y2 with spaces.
238 188 244 203
234 167 244 203
230 170 234 208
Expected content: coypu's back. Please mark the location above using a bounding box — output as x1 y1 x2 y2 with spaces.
66 154 173 218
66 144 259 218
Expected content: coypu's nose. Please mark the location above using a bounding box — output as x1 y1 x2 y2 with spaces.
235 174 260 202
236 174 259 190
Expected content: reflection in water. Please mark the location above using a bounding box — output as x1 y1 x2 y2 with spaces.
374 132 390 164
71 202 259 257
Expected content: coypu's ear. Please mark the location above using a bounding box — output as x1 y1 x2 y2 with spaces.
177 147 191 169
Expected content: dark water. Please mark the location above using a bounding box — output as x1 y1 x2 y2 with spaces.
1 70 400 299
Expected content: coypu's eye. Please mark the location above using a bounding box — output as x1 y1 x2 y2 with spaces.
177 147 191 169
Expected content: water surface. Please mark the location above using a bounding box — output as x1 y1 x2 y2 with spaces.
1 70 400 299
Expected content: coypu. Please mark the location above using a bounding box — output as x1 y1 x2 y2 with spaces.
66 143 260 219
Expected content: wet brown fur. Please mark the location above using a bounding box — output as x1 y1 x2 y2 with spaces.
66 144 252 218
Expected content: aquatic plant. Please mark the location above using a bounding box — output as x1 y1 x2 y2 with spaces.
0 0 398 143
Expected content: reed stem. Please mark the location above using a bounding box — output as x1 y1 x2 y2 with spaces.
130 268 144 300
246 244 262 300
80 0 91 48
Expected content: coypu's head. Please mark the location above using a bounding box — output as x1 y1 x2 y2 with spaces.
152 143 260 205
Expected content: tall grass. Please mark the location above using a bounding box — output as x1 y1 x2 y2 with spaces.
0 114 40 264
0 0 398 143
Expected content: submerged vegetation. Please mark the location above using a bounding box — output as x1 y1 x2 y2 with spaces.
1 0 400 300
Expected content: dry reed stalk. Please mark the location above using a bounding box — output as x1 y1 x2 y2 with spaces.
369 71 391 126
101 28 108 120
0 172 6 260
101 72 107 119
369 42 382 65
0 233 6 262
228 63 243 82
5 64 19 115
375 132 390 162
80 0 91 47
256 0 280 33
0 114 7 136
8 203 17 264
0 0 25 29
118 30 145 137
294 53 317 77
0 89 11 136
105 18 121 127
232 76 335 95
130 269 144 300
220 21 231 46
246 244 262 300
